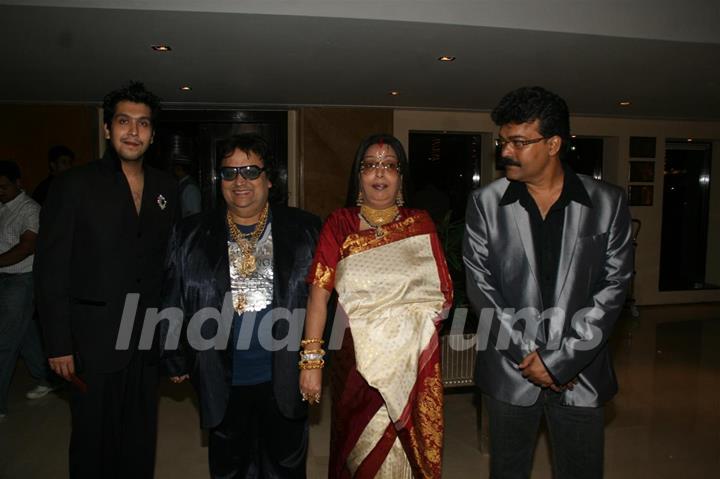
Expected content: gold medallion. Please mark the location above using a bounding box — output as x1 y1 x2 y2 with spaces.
227 204 269 278
234 292 247 313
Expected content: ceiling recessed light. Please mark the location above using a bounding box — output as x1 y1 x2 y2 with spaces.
389 90 400 96
687 138 693 142
151 44 172 52
571 135 577 138
619 100 631 107
438 55 456 62
179 85 192 91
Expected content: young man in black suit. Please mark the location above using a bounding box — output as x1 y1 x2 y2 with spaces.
34 81 177 479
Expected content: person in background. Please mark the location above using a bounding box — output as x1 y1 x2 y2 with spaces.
172 155 202 218
32 145 75 206
301 133 452 478
0 160 57 420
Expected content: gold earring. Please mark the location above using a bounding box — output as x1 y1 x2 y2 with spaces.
396 182 404 207
356 189 364 206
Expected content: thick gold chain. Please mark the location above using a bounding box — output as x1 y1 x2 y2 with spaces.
227 203 269 277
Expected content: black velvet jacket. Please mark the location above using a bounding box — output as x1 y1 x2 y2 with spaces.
34 150 178 373
160 204 321 428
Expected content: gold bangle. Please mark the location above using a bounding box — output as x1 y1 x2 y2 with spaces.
299 349 325 356
298 358 325 370
299 359 323 366
301 338 325 346
298 363 324 370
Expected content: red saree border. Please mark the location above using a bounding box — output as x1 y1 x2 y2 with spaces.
395 335 444 478
329 306 385 479
340 213 436 259
355 423 398 479
310 262 335 292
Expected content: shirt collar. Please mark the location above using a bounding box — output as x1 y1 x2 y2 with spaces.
562 164 593 208
499 163 593 208
2 191 29 212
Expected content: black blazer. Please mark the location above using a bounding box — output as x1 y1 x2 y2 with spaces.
34 151 178 373
160 205 321 428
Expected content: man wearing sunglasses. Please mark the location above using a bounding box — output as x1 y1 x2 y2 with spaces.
161 133 320 478
463 86 633 479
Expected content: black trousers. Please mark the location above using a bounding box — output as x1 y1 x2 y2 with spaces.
484 391 605 479
69 352 158 479
209 382 308 479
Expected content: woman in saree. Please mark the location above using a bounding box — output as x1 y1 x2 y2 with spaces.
299 133 452 478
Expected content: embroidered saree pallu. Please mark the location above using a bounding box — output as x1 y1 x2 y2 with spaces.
310 208 452 479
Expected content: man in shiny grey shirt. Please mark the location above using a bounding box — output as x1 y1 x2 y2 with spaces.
463 86 633 479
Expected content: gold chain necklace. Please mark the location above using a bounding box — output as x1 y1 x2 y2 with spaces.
227 203 269 277
359 205 400 238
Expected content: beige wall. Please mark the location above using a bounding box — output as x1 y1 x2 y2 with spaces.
394 109 720 306
287 110 300 207
0 105 98 193
299 107 393 219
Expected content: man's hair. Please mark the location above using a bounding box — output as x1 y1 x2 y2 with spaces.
102 81 162 128
491 86 570 148
345 133 412 208
0 160 21 182
48 145 75 165
219 134 275 182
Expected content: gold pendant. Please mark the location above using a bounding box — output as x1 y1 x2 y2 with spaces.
375 227 385 238
236 239 257 276
240 254 256 276
234 293 247 313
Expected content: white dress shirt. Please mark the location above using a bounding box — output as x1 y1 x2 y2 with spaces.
0 191 40 274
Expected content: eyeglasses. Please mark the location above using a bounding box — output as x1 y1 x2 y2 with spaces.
360 161 401 175
219 165 266 181
495 137 547 150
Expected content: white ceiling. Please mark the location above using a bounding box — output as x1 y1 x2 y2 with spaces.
1 0 719 119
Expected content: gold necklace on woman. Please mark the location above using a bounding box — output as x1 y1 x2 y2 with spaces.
227 203 269 277
359 204 400 238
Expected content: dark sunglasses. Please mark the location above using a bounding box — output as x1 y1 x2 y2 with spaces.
219 165 267 181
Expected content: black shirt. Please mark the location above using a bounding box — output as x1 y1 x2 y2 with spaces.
500 165 593 310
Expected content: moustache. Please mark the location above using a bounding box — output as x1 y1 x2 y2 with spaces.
501 157 522 167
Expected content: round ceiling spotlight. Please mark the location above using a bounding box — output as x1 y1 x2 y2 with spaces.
438 55 456 62
179 85 192 91
151 44 172 52
389 90 400 96
618 100 631 107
